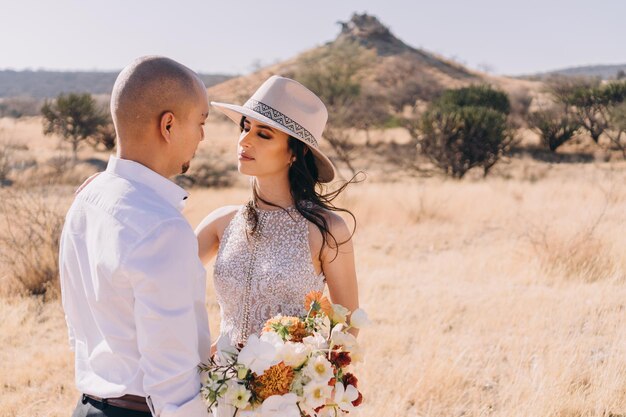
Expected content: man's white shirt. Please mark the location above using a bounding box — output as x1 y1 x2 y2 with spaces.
59 156 211 417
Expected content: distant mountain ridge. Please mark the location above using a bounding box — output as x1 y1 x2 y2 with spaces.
520 64 626 80
0 70 234 98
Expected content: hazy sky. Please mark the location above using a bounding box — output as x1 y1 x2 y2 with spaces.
2 0 625 76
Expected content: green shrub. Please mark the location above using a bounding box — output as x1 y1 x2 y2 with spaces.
417 85 513 178
528 108 581 151
435 84 511 115
419 105 512 178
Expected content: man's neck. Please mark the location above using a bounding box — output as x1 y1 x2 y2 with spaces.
117 148 171 179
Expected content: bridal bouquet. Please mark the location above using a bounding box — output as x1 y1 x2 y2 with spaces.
199 291 370 417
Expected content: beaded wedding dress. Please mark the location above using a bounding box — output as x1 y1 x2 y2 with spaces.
213 205 325 346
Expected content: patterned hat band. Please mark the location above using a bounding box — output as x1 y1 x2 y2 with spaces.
244 99 319 148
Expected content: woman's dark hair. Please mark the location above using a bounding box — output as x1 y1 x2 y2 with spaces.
240 116 362 262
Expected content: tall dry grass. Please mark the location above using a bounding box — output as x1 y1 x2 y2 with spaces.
0 188 69 299
0 116 625 416
187 166 626 417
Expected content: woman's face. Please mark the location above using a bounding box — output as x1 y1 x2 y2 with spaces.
237 117 293 178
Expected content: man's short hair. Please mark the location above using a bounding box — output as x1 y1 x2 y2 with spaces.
111 56 203 138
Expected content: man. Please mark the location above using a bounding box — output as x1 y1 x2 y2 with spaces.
59 56 212 417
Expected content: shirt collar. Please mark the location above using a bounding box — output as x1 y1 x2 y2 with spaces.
106 156 189 212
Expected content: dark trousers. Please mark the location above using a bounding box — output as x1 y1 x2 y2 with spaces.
71 395 152 417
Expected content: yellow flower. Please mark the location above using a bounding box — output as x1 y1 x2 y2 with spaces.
252 361 295 401
304 291 332 317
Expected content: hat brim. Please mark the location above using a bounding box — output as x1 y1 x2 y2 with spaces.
211 101 336 183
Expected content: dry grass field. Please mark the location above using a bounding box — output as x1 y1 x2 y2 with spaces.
1 117 625 417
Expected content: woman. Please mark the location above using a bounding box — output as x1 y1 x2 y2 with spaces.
195 75 360 349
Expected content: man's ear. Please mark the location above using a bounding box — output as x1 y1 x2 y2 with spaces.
160 111 175 143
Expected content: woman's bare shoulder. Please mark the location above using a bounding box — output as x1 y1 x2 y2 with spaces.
308 207 353 243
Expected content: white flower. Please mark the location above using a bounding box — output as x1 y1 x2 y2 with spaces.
216 333 239 365
330 326 357 350
319 315 332 338
223 381 252 409
260 331 285 349
260 393 300 417
330 303 350 324
236 364 250 380
303 354 334 383
238 334 279 375
204 373 221 392
333 383 359 412
207 374 228 397
302 380 333 410
278 342 309 368
302 332 328 350
350 308 371 329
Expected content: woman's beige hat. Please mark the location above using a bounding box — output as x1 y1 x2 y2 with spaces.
211 75 336 182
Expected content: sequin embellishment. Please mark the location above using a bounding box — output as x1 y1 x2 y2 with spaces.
213 205 326 345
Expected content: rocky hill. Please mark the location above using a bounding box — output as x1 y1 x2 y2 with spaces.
207 13 541 111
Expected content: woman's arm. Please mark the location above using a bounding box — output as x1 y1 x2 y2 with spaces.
321 212 359 334
194 205 239 265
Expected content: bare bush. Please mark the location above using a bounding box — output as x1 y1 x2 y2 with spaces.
0 96 43 118
175 154 237 188
293 41 388 175
0 140 12 185
12 153 101 188
0 189 66 299
92 121 116 151
546 77 626 154
606 101 626 157
527 204 618 283
528 107 581 151
508 87 533 127
47 154 73 179
530 230 617 283
323 126 358 176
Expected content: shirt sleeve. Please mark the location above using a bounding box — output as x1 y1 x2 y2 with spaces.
123 218 211 417
58 229 76 352
65 314 76 351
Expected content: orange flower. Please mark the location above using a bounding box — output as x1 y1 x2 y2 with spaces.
252 362 295 401
263 316 309 342
304 291 332 317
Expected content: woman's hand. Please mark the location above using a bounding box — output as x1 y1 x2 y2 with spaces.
75 172 101 195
